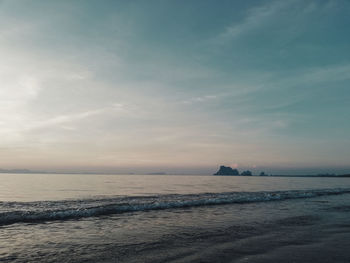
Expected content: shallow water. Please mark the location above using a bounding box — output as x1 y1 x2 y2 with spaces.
1 174 350 262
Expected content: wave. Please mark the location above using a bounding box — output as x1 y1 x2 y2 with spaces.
1 188 350 226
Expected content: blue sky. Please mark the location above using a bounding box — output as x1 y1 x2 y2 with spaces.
0 0 349 174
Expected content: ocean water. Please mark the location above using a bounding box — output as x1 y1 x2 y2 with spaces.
1 173 350 262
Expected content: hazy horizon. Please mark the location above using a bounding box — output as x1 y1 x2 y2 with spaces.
1 0 349 175
1 164 350 176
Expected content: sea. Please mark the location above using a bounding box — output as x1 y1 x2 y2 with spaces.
1 173 350 263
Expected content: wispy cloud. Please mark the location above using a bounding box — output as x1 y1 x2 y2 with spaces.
26 103 126 131
301 64 350 83
182 95 218 104
218 0 291 41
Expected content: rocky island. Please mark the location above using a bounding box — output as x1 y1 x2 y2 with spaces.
214 166 240 175
214 166 254 176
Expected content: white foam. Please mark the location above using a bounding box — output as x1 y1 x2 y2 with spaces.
0 188 349 225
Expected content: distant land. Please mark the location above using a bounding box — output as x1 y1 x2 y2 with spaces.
0 168 47 174
214 166 240 175
0 167 349 177
214 166 256 176
0 169 168 175
213 165 350 177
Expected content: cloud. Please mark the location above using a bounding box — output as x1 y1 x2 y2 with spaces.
301 64 350 83
218 0 291 41
27 106 117 130
182 95 218 104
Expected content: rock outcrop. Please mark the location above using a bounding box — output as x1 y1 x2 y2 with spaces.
241 170 252 176
214 166 239 175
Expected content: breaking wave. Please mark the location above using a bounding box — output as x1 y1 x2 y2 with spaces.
1 188 350 226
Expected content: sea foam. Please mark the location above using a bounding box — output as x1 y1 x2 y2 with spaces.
0 188 349 226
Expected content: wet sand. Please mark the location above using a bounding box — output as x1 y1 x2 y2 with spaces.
105 196 350 263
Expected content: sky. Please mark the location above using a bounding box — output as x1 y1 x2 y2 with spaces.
0 0 349 175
